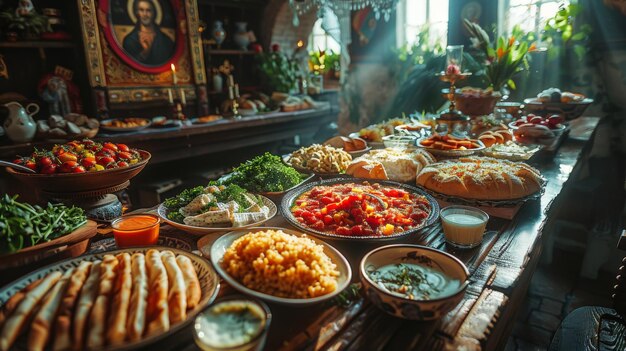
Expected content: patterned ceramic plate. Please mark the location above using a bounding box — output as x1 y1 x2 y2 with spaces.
280 177 440 242
209 227 352 306
157 195 277 236
0 246 219 351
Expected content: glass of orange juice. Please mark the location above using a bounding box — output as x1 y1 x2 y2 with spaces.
112 214 160 248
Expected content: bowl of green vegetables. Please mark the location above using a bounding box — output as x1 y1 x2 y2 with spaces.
0 195 97 271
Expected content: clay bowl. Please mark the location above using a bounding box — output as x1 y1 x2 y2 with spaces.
6 150 151 193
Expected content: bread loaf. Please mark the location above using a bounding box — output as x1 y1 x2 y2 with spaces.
127 253 148 342
145 249 169 336
416 157 543 200
107 253 133 346
0 271 62 351
175 255 201 309
347 148 435 183
73 261 101 350
53 261 91 351
160 251 187 324
29 269 74 351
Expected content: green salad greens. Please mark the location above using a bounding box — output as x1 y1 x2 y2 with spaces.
0 195 87 254
219 153 304 193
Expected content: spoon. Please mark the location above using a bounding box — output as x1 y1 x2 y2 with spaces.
0 160 36 173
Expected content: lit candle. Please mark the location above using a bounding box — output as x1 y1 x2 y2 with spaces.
167 89 173 103
234 84 239 98
228 86 234 100
180 88 186 105
171 63 178 85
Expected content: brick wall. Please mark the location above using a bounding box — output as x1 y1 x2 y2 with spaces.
261 0 317 53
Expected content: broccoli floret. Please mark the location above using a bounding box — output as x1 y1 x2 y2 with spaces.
221 153 303 192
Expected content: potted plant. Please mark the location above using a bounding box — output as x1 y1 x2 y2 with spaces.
257 51 300 93
460 19 535 116
0 10 50 41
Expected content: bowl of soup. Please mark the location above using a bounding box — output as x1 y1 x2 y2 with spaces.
360 244 469 320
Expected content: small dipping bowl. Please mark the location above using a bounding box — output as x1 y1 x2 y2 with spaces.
382 135 417 149
193 297 272 351
440 206 489 249
111 214 160 248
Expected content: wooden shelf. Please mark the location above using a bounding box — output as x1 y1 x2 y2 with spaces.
0 41 76 49
204 48 257 56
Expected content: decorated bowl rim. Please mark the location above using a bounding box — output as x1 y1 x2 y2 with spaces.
360 244 469 302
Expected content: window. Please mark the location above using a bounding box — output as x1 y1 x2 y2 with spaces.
499 0 565 39
396 0 449 47
308 18 341 53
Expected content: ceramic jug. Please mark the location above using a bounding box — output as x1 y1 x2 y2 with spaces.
212 21 226 48
3 101 38 143
234 22 250 50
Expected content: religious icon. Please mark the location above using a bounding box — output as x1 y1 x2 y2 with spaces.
98 0 185 74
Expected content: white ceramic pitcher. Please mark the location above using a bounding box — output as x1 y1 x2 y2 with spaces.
3 101 38 143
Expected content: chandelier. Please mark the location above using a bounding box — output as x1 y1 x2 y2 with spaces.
289 0 399 25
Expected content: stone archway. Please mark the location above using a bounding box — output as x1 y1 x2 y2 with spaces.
261 0 318 52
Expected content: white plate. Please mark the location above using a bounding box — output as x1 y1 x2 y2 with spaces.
0 247 220 351
157 195 277 236
209 227 352 307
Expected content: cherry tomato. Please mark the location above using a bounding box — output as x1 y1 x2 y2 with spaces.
106 162 118 169
13 158 23 165
97 156 115 166
59 161 78 173
25 160 37 172
81 157 97 168
117 161 128 167
117 151 131 160
116 143 130 152
38 156 53 167
40 164 58 174
336 226 351 236
72 166 86 173
81 139 95 146
58 153 78 163
103 142 118 152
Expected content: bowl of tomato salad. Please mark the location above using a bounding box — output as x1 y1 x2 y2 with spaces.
6 139 150 192
281 178 439 241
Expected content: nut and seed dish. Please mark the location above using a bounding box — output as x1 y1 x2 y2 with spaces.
288 144 352 173
222 229 340 298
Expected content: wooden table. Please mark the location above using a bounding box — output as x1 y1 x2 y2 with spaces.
116 117 601 351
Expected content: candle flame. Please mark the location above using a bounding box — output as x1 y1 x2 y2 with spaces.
297 40 304 48
171 63 176 72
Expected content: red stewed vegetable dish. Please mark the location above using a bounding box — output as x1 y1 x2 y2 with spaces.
291 182 432 237
13 139 143 174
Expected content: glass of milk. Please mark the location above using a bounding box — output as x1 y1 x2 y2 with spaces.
440 205 489 249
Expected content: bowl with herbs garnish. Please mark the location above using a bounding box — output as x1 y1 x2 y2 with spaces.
157 183 277 235
216 153 313 196
0 195 97 270
360 244 469 320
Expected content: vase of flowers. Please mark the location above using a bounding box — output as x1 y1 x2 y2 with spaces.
463 19 535 92
458 19 535 116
